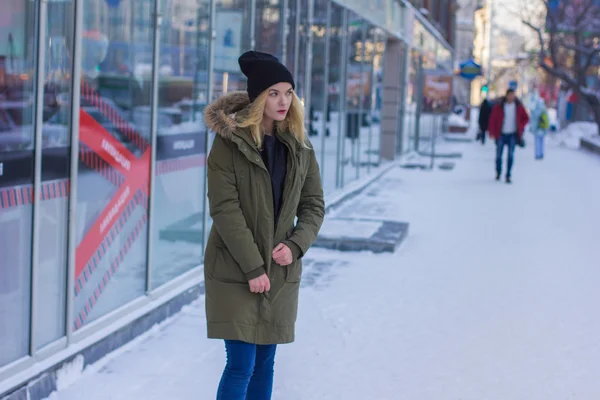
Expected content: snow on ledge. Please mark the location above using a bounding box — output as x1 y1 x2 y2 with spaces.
549 122 598 150
448 113 469 128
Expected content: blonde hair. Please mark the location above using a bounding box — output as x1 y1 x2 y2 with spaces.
236 89 307 149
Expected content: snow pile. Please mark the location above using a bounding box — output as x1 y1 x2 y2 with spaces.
448 113 469 128
549 122 599 149
54 356 85 392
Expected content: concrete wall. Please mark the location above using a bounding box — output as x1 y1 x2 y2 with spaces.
380 39 406 160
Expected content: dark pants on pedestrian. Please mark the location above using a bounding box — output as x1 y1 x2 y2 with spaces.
217 340 277 400
496 133 517 178
480 129 487 144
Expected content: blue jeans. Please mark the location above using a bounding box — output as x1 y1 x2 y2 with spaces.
217 340 277 400
496 133 517 177
535 134 545 159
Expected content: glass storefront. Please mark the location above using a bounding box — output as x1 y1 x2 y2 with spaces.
150 0 210 290
74 0 154 330
0 0 37 368
0 0 453 390
322 2 344 191
405 16 453 155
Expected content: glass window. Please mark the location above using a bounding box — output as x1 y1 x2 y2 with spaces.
213 1 252 98
296 0 309 103
284 0 299 73
341 13 364 187
202 1 253 246
308 0 328 188
150 0 210 289
73 0 155 330
255 0 284 59
36 0 74 349
0 0 36 366
365 25 385 168
406 48 420 153
324 3 344 192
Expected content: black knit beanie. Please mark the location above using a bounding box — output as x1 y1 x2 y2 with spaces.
238 51 295 102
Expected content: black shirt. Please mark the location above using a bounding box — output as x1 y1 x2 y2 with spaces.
260 135 288 228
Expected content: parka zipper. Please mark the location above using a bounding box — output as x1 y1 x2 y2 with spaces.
274 138 297 238
233 131 298 240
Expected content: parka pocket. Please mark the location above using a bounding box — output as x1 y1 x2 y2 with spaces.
285 259 302 283
212 245 248 283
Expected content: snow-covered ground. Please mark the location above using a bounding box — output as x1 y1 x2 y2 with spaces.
45 135 600 400
547 122 599 150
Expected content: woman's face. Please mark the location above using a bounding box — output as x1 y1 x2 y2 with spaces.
264 82 294 122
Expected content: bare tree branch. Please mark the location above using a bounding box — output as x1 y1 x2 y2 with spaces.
521 0 600 128
558 41 600 57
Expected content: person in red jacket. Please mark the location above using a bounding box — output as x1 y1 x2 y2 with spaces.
488 89 529 183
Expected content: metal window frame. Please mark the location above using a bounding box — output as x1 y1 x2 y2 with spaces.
30 0 48 356
414 34 424 152
202 0 217 250
282 0 289 62
320 0 331 180
397 42 410 156
303 0 314 129
355 19 366 180
367 28 380 173
145 0 162 293
293 0 301 80
250 0 257 49
65 0 83 345
336 7 348 189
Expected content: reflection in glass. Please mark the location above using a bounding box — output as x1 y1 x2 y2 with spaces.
255 0 284 59
213 1 252 98
341 13 363 187
365 25 385 170
73 0 154 330
406 49 419 152
0 0 36 367
150 0 210 289
308 0 329 187
203 1 253 245
324 3 344 193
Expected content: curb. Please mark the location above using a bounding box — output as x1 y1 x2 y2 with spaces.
580 137 600 156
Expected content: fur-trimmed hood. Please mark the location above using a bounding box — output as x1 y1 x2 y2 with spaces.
203 91 251 141
203 91 298 148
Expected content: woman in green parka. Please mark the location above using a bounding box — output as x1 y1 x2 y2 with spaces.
203 51 325 399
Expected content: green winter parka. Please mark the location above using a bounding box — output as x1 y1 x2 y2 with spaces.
203 91 325 345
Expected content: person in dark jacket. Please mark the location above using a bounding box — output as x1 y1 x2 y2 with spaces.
488 89 530 183
477 98 493 145
203 51 325 399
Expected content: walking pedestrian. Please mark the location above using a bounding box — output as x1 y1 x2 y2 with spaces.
488 89 530 183
203 50 325 400
477 98 493 145
529 97 549 160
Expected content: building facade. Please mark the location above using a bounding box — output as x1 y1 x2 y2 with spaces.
453 0 480 105
0 0 452 397
406 0 457 45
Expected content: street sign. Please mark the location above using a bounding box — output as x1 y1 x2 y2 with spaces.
458 59 482 81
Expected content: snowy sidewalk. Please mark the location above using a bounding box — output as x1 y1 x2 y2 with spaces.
46 138 600 400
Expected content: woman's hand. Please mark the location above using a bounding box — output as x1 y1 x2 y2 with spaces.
248 274 270 293
272 243 293 266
